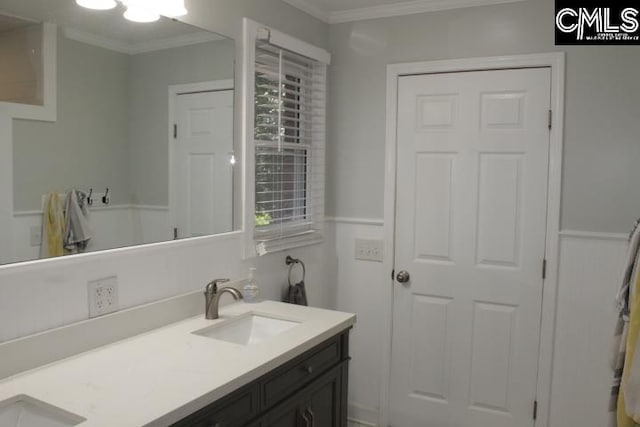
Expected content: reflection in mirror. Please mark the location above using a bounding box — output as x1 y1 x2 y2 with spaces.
0 14 43 105
0 0 238 265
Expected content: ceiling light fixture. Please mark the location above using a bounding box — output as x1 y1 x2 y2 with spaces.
76 0 187 23
158 0 188 18
121 0 159 22
75 0 117 10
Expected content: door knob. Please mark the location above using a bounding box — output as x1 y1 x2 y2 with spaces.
396 270 410 283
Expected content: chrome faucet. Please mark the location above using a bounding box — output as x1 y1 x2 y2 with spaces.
204 279 243 320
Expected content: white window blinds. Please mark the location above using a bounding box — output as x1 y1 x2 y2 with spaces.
253 40 326 255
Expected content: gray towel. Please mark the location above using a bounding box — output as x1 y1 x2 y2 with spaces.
64 190 92 253
284 281 308 306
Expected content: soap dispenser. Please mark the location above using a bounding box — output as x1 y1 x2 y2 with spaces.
244 267 260 303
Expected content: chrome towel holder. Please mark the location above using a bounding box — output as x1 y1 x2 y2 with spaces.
286 255 306 286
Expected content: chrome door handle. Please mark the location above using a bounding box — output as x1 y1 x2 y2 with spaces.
396 270 410 283
306 407 315 427
301 408 312 427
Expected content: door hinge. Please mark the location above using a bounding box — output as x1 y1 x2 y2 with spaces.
542 259 547 280
173 124 178 139
548 110 552 130
173 227 178 240
533 399 538 420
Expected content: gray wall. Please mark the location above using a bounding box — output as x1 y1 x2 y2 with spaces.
326 0 640 233
13 33 130 211
12 34 235 211
182 0 328 48
128 39 235 206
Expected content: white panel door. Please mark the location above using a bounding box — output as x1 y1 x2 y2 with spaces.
390 68 551 427
173 90 233 238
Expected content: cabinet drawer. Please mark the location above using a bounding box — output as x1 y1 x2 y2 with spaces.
172 386 258 427
262 337 342 408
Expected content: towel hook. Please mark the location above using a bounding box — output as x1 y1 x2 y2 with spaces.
102 188 110 205
87 188 93 206
286 256 306 287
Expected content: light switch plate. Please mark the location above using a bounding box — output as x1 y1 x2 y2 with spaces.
88 276 119 318
355 239 384 262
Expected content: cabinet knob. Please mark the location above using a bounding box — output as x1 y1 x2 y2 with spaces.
303 365 314 374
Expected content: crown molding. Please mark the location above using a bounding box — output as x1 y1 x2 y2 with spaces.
63 27 225 55
282 0 331 23
283 0 528 24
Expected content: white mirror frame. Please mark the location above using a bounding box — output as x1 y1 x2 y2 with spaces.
0 20 247 270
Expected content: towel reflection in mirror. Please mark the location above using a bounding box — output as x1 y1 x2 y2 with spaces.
40 190 93 258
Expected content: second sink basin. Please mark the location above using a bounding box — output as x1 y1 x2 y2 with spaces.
193 313 300 345
0 395 85 427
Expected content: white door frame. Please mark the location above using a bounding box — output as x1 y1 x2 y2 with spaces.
381 52 565 427
168 79 234 238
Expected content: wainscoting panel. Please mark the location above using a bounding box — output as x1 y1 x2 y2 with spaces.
11 206 170 264
0 230 334 344
332 219 386 426
331 220 628 427
549 231 627 427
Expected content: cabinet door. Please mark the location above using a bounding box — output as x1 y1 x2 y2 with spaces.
261 394 304 427
171 386 259 427
261 364 345 427
306 365 342 427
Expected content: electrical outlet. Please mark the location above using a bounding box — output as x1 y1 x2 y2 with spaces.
355 239 384 262
88 276 119 318
30 226 42 247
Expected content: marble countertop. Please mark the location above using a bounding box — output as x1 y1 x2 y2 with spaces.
0 301 356 426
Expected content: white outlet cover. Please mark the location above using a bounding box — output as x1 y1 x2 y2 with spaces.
30 226 42 247
88 276 119 318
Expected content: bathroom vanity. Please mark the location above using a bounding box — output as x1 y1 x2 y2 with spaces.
173 331 349 427
0 300 355 427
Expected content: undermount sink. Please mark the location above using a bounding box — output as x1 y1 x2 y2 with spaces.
0 395 85 427
193 313 300 345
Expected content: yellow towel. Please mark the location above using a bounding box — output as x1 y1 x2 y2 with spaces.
619 270 640 426
42 192 65 258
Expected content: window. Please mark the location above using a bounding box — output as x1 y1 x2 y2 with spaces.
251 28 328 255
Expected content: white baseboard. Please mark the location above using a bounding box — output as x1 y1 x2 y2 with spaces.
348 420 377 427
348 403 379 427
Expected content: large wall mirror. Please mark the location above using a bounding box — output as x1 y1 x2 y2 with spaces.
0 0 239 265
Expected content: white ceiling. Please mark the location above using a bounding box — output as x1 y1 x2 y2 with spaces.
283 0 528 24
0 0 226 48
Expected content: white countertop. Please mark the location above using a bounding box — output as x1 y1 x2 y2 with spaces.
0 301 356 426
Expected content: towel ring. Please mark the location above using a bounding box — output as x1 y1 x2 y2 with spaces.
286 256 306 286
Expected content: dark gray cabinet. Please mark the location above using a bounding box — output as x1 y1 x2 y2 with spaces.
261 363 346 427
172 330 350 427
